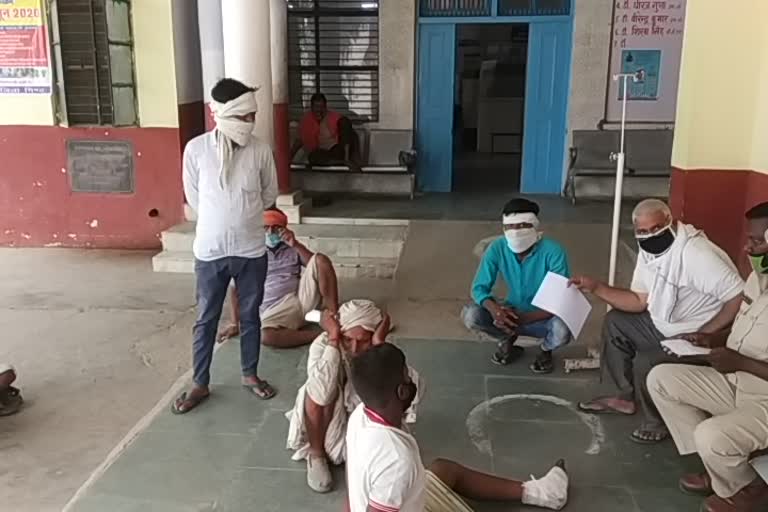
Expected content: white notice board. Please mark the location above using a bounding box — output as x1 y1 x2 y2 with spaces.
605 0 688 123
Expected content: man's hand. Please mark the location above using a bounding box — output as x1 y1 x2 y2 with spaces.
320 309 341 347
281 228 297 248
486 302 518 333
707 347 747 374
372 313 391 346
679 332 716 348
568 275 600 293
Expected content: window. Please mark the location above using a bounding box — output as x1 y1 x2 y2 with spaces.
287 0 379 122
50 0 137 126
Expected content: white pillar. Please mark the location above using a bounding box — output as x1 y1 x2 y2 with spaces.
221 0 274 146
270 0 289 105
270 0 290 192
197 0 224 131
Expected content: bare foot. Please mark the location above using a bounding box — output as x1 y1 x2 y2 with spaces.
218 324 239 343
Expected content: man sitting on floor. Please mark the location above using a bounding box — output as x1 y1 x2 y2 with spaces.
218 208 340 348
290 92 362 171
0 363 21 417
647 201 768 512
346 343 569 512
285 300 421 494
570 198 744 445
462 197 572 374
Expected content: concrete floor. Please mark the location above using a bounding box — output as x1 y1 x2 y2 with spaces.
2 219 672 512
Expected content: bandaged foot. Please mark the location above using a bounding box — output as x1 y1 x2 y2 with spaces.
307 454 333 493
522 460 569 510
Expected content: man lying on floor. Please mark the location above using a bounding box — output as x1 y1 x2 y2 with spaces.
346 343 569 512
648 201 768 512
0 363 22 416
286 299 422 494
218 208 340 348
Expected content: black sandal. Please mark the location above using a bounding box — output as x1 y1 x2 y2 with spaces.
491 344 524 366
170 391 209 415
630 426 669 444
243 380 276 400
530 351 554 374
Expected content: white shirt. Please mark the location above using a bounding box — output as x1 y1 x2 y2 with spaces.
346 405 426 512
630 222 744 337
182 132 279 261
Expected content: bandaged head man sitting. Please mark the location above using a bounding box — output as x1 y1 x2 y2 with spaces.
462 198 572 374
175 79 279 414
285 299 422 494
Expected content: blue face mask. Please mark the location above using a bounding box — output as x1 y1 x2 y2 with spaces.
265 232 282 249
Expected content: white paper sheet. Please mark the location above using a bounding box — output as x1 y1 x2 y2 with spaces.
750 455 768 484
660 339 712 357
532 272 592 339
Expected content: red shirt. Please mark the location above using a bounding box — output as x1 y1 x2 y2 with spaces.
300 110 342 152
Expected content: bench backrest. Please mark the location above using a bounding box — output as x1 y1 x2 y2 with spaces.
367 129 413 166
625 130 673 172
571 130 619 170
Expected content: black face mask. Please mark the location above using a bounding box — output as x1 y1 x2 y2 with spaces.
637 226 675 255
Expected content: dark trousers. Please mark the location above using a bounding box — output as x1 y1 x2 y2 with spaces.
308 116 360 166
601 310 677 429
192 256 267 387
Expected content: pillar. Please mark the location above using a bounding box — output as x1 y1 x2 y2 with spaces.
669 0 768 274
197 0 224 132
172 0 204 145
221 0 274 146
271 0 291 193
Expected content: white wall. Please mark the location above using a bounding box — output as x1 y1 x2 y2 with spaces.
568 0 613 132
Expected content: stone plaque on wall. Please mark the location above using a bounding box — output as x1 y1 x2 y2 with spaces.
68 140 135 194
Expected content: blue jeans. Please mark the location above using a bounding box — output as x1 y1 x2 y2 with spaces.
193 256 267 387
461 303 571 352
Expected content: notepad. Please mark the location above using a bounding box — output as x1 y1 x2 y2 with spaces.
660 339 712 357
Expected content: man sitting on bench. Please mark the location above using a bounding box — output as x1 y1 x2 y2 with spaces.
291 92 362 172
218 208 339 348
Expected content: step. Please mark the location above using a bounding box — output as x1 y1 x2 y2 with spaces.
292 170 415 198
161 222 408 259
185 199 311 224
573 175 670 200
152 251 397 279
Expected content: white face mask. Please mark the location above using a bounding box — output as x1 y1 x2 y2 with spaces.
505 228 539 253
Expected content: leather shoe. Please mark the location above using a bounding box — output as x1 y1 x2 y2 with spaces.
680 472 713 496
701 480 768 512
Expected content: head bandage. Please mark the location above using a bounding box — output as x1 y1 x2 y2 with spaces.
339 299 382 333
502 212 540 229
210 90 259 188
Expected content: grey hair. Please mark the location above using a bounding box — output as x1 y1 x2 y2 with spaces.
632 199 672 223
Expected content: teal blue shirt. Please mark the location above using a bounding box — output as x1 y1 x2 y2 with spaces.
471 237 571 312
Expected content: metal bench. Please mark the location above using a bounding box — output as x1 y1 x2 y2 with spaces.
565 129 673 203
291 128 416 198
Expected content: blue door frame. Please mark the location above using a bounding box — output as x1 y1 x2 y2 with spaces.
416 7 574 194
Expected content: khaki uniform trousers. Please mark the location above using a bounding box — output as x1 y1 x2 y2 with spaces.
648 364 768 498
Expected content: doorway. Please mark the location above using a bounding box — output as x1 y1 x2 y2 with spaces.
416 19 572 195
453 24 528 193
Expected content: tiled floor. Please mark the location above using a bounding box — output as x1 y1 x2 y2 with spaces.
68 337 702 512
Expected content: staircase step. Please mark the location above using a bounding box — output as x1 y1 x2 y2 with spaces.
152 251 397 279
161 222 407 259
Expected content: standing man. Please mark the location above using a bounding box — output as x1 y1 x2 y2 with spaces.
173 78 279 414
648 201 768 512
462 198 572 374
290 93 362 171
571 199 744 444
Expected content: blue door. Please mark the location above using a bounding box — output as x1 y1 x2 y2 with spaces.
416 24 455 192
521 21 572 194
